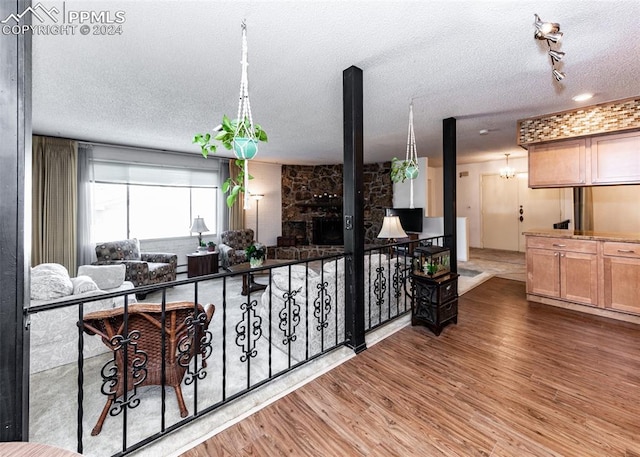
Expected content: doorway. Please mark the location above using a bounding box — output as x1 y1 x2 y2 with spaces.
481 173 561 252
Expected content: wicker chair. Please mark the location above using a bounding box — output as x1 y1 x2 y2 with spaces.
82 301 215 436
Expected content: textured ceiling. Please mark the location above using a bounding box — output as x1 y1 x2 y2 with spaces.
32 1 640 166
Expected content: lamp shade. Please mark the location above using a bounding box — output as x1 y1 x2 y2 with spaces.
377 216 408 239
189 217 210 234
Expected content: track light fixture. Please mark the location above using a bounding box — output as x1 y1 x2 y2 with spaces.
553 69 566 82
548 49 565 63
534 14 566 82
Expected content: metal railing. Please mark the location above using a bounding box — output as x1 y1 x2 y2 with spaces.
26 236 446 456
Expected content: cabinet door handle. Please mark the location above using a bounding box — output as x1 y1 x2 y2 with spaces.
554 252 558 256
552 243 566 247
617 249 636 254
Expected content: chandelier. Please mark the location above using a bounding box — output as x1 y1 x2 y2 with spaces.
500 153 516 179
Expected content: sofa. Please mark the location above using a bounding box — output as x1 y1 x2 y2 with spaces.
93 238 177 295
258 253 408 364
29 263 137 373
218 229 257 269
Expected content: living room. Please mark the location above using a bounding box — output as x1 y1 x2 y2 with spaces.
3 2 640 456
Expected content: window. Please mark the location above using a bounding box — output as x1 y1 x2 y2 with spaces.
89 149 223 242
92 183 219 241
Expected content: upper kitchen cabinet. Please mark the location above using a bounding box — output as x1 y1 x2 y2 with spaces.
591 131 640 185
518 97 640 189
528 138 587 187
528 131 640 188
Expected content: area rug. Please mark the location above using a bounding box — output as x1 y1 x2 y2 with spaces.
29 264 408 457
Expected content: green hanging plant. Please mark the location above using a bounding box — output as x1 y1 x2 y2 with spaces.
193 115 266 208
390 157 410 183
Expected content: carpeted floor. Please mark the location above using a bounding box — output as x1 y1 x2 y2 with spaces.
29 249 523 456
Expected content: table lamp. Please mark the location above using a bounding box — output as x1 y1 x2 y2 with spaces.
189 216 210 248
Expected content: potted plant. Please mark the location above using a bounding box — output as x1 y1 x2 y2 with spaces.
197 241 208 252
207 241 216 252
245 243 266 268
390 157 419 183
193 115 268 207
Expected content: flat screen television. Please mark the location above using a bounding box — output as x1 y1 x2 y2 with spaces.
385 207 423 233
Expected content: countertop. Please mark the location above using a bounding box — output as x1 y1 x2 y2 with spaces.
523 229 640 243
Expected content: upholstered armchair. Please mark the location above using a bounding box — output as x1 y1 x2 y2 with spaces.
93 238 177 294
218 229 256 269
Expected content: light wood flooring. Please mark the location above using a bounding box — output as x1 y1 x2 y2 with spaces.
180 277 640 456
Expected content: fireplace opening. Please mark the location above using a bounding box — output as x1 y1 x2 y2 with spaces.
313 217 344 245
282 221 308 245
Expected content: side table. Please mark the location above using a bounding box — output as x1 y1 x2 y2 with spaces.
187 251 219 278
410 272 459 335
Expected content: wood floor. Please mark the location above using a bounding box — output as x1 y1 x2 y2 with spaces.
180 277 640 457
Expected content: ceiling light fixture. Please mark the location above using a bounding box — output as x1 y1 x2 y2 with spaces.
500 153 516 179
572 93 594 102
534 14 565 82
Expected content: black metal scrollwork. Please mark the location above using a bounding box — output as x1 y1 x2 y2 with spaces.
374 265 386 308
101 330 147 417
236 298 263 362
391 260 404 300
313 281 331 331
278 287 301 345
179 311 213 385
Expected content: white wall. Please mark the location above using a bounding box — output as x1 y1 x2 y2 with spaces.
592 184 640 232
242 161 282 247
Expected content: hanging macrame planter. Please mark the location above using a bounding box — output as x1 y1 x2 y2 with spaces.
234 21 258 209
233 22 258 161
405 102 420 208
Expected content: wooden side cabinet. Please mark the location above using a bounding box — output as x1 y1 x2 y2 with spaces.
410 272 459 336
187 251 219 278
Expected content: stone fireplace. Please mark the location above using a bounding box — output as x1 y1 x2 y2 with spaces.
280 163 393 245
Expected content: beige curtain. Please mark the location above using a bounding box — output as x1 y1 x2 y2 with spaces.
228 160 245 230
32 136 78 274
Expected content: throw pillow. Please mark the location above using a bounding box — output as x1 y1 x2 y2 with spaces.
71 275 100 294
77 264 126 290
30 263 74 300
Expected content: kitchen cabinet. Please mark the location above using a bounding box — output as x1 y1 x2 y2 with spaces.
526 236 598 306
528 139 587 187
528 130 640 188
602 241 640 314
590 131 640 185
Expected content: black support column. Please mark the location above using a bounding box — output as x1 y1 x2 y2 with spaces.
443 117 457 273
0 0 31 442
343 66 366 353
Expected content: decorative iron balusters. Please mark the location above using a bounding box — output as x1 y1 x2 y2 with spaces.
373 265 387 309
179 310 213 385
278 287 301 345
391 260 406 300
313 281 331 331
101 330 147 416
236 298 263 362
